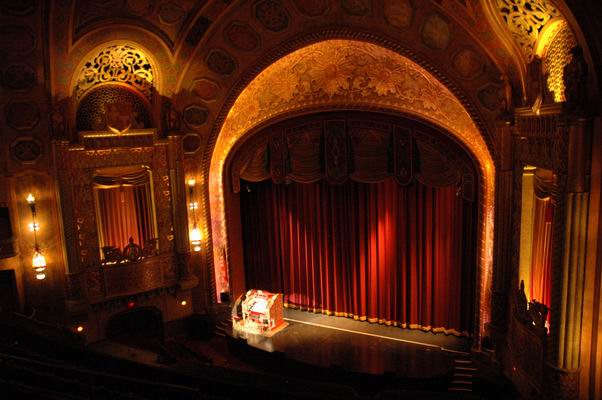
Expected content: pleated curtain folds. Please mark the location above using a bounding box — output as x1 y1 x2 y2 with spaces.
530 196 554 313
241 178 476 336
96 183 153 250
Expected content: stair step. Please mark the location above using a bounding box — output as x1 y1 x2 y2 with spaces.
453 373 474 378
451 380 472 385
448 387 473 392
454 359 472 364
454 367 478 371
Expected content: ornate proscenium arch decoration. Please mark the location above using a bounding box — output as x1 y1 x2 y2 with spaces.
209 39 495 338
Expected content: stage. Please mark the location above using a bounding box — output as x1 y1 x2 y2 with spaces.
227 308 474 393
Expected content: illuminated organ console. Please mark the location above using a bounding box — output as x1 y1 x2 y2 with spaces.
232 289 287 336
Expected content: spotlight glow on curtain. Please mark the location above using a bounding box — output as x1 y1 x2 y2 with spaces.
530 196 554 313
94 166 155 252
241 179 476 336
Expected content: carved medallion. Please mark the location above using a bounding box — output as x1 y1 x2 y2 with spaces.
384 0 413 29
10 137 43 164
182 133 202 154
293 0 329 17
191 78 219 102
452 48 485 80
125 0 154 16
183 105 209 128
158 1 184 25
5 100 39 130
255 0 290 32
225 22 260 51
206 49 236 75
2 64 36 91
341 0 371 17
0 24 35 54
421 14 451 50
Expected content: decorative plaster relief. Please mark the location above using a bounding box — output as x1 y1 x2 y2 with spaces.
209 40 495 338
191 78 220 102
254 0 290 32
10 137 43 164
384 0 413 29
225 21 260 52
5 100 39 130
341 0 371 17
182 133 202 154
206 49 236 76
495 0 559 61
421 14 451 51
183 105 209 128
2 64 36 91
75 45 155 101
0 24 35 55
293 0 329 17
452 47 486 80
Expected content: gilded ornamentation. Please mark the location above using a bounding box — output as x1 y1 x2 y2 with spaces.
55 144 173 270
75 45 154 101
209 40 496 334
541 21 576 102
496 0 559 61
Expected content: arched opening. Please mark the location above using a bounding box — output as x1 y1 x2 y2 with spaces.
206 39 495 342
105 307 164 349
228 111 479 337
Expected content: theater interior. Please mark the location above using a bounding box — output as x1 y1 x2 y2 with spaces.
1 0 602 399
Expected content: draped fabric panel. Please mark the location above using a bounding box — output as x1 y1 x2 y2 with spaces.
235 127 475 201
241 179 476 335
530 196 554 317
96 183 153 250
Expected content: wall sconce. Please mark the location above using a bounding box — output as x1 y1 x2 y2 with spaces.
188 179 201 252
27 193 46 280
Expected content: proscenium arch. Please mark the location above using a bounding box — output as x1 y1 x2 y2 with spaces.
208 39 495 341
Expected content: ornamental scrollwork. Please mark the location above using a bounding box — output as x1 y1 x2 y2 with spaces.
496 0 559 61
76 45 154 101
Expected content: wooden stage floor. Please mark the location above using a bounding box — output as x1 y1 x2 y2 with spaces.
229 308 472 380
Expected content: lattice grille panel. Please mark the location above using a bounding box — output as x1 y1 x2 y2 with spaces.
543 23 576 102
76 45 154 101
77 86 152 131
496 0 559 61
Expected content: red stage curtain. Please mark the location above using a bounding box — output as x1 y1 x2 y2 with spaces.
241 179 476 335
96 184 152 250
530 196 554 315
